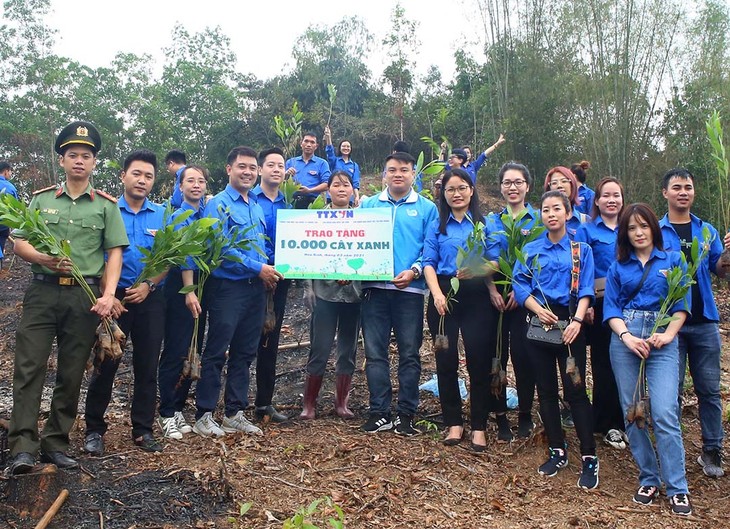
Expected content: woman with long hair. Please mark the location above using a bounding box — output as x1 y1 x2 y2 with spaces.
423 168 496 451
486 162 540 439
575 177 627 449
603 203 692 516
512 191 598 489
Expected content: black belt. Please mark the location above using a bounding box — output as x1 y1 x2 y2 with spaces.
33 273 101 286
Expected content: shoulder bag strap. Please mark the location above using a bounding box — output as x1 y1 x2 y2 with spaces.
625 260 653 304
569 241 581 316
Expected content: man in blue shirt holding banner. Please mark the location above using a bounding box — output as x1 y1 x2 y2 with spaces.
192 146 283 438
359 151 438 436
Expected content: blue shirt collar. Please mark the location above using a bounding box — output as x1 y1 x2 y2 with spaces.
118 194 156 213
224 183 252 202
251 184 284 202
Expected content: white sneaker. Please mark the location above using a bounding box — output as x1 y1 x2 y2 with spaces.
158 415 183 440
221 411 263 435
174 411 193 434
604 429 628 450
193 412 226 438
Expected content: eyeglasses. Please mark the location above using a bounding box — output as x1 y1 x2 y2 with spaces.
549 179 571 187
444 185 470 195
501 180 526 188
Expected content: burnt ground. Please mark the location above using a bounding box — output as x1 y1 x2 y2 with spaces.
1 184 730 528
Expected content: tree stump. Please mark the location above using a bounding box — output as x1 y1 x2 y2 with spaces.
7 464 64 519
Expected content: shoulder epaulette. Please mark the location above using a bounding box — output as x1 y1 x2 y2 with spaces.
33 184 59 195
95 189 118 203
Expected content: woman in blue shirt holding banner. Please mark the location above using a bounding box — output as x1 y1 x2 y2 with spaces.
423 168 496 451
603 203 692 516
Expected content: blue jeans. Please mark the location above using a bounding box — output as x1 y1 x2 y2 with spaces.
610 309 688 496
678 322 724 451
195 277 265 419
361 288 424 417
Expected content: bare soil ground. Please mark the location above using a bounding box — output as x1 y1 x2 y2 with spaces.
1 183 730 528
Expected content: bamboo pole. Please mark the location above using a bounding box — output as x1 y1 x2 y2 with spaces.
33 488 69 529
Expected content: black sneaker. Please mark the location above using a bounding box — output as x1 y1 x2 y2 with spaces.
698 448 724 478
560 404 574 429
632 485 659 505
669 493 692 516
361 414 393 433
496 414 513 443
517 412 534 439
393 414 419 437
538 447 568 476
577 456 599 490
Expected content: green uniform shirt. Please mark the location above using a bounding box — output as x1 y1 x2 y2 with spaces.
14 183 129 277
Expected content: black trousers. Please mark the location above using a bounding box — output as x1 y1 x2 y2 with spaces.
157 268 206 418
585 299 624 434
255 279 291 407
85 288 165 438
426 277 496 430
525 305 595 455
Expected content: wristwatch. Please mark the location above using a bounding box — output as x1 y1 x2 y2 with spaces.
410 266 421 280
142 279 156 292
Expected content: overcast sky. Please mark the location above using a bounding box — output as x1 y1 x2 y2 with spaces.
44 0 485 84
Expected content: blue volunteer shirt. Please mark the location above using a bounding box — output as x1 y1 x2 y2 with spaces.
464 151 489 184
325 145 361 190
603 247 690 322
169 165 186 209
575 185 595 216
205 184 267 280
251 184 287 264
117 195 167 288
513 232 595 308
574 216 617 279
659 213 722 322
485 204 540 261
285 155 331 197
423 213 488 276
360 188 438 294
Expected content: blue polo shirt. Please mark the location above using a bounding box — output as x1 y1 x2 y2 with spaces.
659 213 722 322
513 232 595 308
325 145 361 190
464 152 488 184
423 213 488 276
251 184 287 264
603 247 690 322
205 184 267 280
285 155 330 197
485 204 540 261
117 195 166 288
575 185 595 216
574 216 617 279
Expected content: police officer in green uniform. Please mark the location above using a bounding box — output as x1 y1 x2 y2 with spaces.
6 121 129 475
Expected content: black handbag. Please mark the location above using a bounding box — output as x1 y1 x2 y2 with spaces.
526 316 568 344
525 241 580 345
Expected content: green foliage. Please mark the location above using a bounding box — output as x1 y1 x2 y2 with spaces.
274 102 305 162
307 196 326 210
706 111 730 230
227 501 252 526
282 497 345 529
415 419 439 440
